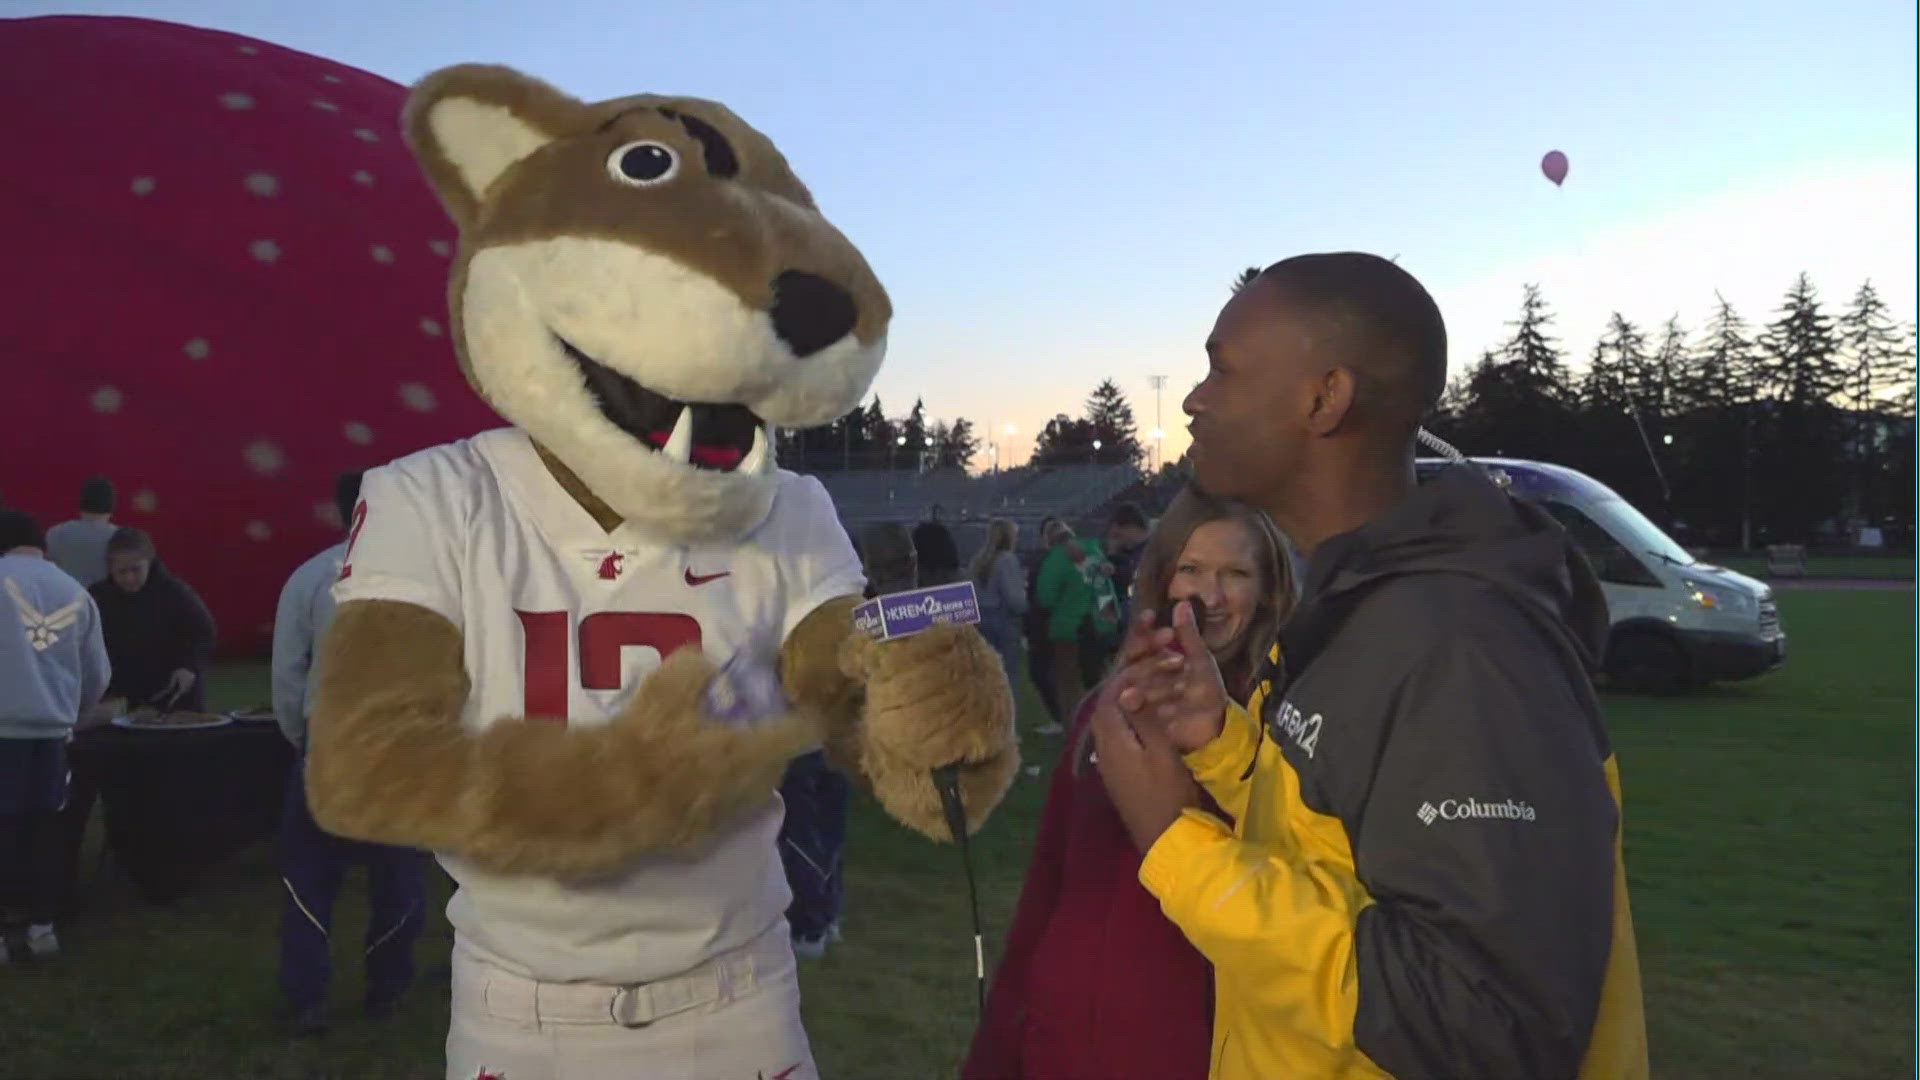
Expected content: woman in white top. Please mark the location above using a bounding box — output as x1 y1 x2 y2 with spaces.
968 518 1028 687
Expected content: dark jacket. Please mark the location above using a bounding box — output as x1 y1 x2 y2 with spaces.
90 563 217 712
911 520 961 582
1137 464 1647 1079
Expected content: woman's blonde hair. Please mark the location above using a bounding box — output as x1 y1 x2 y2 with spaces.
968 518 1019 585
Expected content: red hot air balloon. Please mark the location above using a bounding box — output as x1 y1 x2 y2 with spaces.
1541 150 1569 187
0 16 498 655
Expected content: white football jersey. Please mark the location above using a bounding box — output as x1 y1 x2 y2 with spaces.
332 427 864 984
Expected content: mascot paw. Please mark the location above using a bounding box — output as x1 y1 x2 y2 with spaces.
843 623 1019 839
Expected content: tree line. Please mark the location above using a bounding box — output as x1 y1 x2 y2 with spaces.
777 379 1152 473
1424 275 1916 551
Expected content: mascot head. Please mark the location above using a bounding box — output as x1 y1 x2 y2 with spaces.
403 65 890 542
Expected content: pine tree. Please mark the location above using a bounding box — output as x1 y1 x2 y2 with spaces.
1084 378 1145 467
1690 293 1759 411
1838 280 1907 416
1583 313 1648 412
1756 273 1845 406
935 417 980 470
1032 413 1095 466
1232 266 1262 293
1499 284 1574 399
1647 315 1688 418
901 399 930 453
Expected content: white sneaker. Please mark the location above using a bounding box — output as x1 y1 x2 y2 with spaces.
25 924 58 959
792 934 827 959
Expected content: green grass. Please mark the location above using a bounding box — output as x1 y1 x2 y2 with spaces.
1715 554 1915 580
4 593 1913 1079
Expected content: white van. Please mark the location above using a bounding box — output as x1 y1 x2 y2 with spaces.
1415 457 1786 693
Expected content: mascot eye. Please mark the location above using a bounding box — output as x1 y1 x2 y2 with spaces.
607 141 679 186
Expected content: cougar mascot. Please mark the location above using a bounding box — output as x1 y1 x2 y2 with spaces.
307 64 1018 1080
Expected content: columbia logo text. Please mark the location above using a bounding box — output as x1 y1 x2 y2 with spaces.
1416 798 1538 825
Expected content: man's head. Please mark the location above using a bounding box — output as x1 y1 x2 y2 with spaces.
1106 501 1149 551
106 527 157 593
335 470 365 533
0 508 46 554
1184 252 1446 511
861 522 918 595
80 474 116 516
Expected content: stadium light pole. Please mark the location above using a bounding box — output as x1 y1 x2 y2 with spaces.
1147 374 1167 472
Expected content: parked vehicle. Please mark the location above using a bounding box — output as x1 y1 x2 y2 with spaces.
1416 457 1786 693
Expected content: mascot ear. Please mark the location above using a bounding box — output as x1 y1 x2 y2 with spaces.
403 63 582 229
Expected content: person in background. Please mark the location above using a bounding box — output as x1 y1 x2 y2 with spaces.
1022 516 1067 731
45 475 118 587
962 487 1295 1080
777 522 916 958
89 528 216 714
1103 501 1152 618
0 509 110 962
1095 253 1646 1078
968 518 1027 685
271 471 428 1036
911 503 961 585
1035 520 1120 735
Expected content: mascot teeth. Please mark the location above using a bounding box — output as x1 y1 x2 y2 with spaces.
739 425 770 475
662 406 695 464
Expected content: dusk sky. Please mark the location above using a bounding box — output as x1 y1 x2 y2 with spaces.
20 0 1915 467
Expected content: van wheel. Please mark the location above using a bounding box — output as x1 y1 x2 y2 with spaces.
1606 630 1690 695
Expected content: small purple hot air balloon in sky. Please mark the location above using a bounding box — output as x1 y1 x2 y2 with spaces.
1541 150 1569 187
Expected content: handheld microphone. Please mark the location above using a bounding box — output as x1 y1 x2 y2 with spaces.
931 762 985 1017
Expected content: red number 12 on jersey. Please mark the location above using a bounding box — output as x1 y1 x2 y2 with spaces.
515 611 702 720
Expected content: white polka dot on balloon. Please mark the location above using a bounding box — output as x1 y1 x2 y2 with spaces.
311 98 340 113
220 91 255 110
343 421 373 445
245 520 273 541
371 244 394 264
352 170 375 186
428 240 452 257
131 489 158 514
419 318 443 338
250 239 282 264
353 128 380 142
313 501 344 529
322 74 343 84
243 440 286 476
244 172 279 197
183 337 211 360
237 45 260 56
131 177 156 196
90 386 123 414
399 384 438 413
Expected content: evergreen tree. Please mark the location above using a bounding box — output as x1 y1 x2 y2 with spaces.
1084 378 1144 467
901 398 930 454
1756 273 1845 406
1232 266 1262 293
936 417 981 471
1646 315 1688 418
1032 413 1097 466
1838 280 1908 416
1582 313 1647 412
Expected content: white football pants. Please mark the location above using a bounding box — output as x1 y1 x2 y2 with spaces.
445 920 816 1080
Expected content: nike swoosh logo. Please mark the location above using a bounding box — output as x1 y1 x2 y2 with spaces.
684 568 732 587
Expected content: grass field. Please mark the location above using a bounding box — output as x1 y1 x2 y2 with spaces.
3 590 1912 1079
1715 553 1915 581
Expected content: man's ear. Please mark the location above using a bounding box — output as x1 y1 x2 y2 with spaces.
403 64 583 229
1305 367 1358 436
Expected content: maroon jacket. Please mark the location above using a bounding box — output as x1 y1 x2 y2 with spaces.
961 689 1214 1080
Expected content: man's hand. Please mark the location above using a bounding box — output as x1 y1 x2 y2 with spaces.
156 668 197 707
1090 679 1200 853
1114 601 1228 753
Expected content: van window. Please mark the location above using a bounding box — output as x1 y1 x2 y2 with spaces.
1542 501 1662 587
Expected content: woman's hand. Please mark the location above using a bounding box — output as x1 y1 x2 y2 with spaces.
1113 603 1227 754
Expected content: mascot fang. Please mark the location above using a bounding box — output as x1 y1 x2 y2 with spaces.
306 64 1018 1079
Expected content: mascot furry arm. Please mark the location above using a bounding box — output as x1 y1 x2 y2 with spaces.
307 65 1017 883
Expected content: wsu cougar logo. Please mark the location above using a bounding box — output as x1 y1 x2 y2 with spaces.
596 551 625 580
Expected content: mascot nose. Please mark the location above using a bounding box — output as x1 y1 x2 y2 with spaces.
770 270 858 358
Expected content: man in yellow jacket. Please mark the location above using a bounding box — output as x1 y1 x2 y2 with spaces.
1092 253 1649 1079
